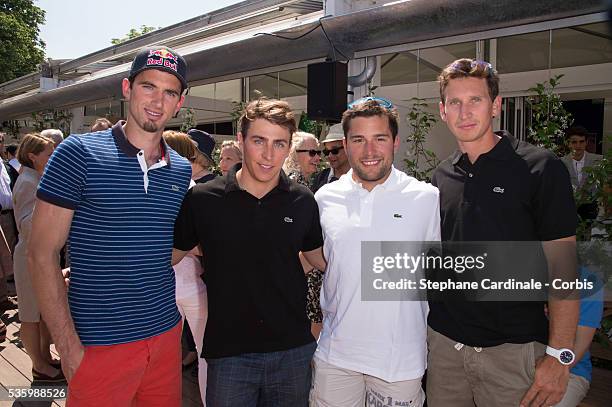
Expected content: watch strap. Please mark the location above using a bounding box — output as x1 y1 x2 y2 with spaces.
546 346 575 365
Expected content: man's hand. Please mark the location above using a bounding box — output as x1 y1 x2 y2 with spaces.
171 248 189 266
61 341 85 382
302 247 326 272
61 267 70 288
520 355 569 407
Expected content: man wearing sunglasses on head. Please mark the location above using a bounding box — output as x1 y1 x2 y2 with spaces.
428 59 578 407
312 123 351 194
312 97 440 406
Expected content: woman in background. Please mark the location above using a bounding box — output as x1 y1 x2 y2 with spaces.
163 130 208 405
12 133 59 381
219 140 242 176
283 131 321 187
283 131 325 338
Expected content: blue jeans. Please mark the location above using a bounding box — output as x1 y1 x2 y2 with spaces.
206 341 316 407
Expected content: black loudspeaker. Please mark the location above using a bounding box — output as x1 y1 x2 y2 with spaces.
307 61 347 121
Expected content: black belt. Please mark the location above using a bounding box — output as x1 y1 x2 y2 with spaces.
0 209 13 215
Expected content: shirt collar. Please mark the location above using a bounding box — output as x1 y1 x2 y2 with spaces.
112 120 172 167
327 167 335 182
346 165 399 192
451 130 516 166
225 163 291 194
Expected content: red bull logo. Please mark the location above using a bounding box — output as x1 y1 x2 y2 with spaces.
148 49 177 61
146 49 178 72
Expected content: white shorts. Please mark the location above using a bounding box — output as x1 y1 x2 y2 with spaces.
310 356 425 407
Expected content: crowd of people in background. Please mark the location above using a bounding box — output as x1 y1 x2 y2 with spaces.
0 45 607 407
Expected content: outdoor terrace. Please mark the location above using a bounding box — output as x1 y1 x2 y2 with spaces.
1 283 610 406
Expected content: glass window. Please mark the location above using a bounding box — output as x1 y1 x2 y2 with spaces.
418 42 477 82
189 83 215 99
189 79 242 101
381 52 418 86
381 42 476 86
84 100 122 117
249 73 278 100
552 22 612 69
279 68 307 98
497 31 550 73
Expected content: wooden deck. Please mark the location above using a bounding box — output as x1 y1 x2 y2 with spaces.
0 284 203 407
1 288 610 407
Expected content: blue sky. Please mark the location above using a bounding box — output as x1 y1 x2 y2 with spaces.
37 0 242 59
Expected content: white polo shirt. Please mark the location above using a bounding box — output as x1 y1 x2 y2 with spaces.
314 166 440 382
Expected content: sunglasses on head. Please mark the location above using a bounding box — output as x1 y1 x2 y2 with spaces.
451 59 495 77
296 149 321 157
348 96 394 109
322 146 344 156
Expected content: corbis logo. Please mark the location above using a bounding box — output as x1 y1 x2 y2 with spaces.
146 49 178 72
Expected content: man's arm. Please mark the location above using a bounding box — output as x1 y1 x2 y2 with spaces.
28 199 83 381
302 247 326 272
570 326 596 368
521 236 579 407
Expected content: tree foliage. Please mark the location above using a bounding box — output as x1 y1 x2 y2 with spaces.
526 74 573 157
0 0 46 83
111 25 158 45
404 98 440 183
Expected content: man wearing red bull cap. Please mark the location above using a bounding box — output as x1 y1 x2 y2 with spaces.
29 46 191 406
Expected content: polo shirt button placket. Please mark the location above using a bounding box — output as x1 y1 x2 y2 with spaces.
137 150 151 193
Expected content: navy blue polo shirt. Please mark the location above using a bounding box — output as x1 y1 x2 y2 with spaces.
429 131 577 347
37 122 192 345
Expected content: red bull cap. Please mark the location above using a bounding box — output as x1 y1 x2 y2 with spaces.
129 46 188 91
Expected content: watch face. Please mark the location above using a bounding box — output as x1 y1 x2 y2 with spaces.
560 350 574 364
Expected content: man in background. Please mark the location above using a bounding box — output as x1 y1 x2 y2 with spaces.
40 129 64 147
561 126 602 191
6 144 20 173
311 123 350 193
90 118 113 132
561 126 602 224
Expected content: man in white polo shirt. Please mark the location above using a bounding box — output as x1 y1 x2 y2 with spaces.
312 97 440 406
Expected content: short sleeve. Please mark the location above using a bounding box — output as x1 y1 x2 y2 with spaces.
37 136 88 210
302 196 323 252
579 298 604 328
533 157 577 240
427 188 442 242
173 188 199 251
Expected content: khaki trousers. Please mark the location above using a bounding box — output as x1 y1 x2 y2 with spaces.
311 356 425 407
426 326 546 407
